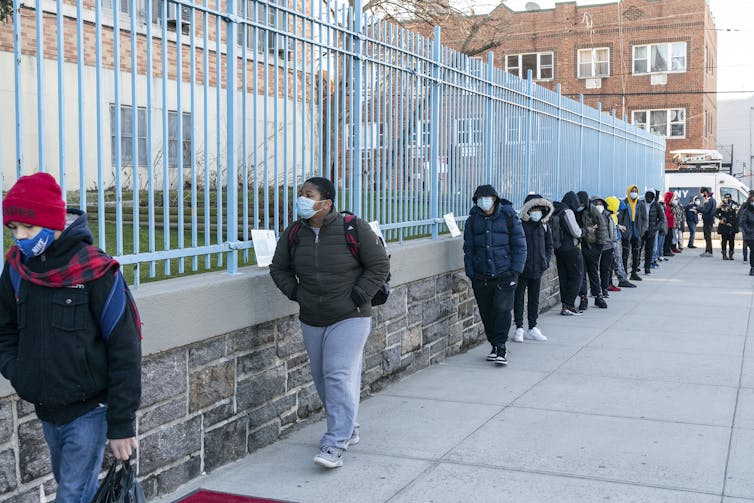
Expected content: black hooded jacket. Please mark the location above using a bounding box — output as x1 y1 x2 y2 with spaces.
0 210 142 438
576 191 607 247
520 196 554 278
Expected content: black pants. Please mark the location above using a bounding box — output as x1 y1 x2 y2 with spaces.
580 245 602 297
663 231 673 255
744 239 751 262
514 275 542 329
720 233 735 255
642 232 655 272
555 247 582 309
472 276 515 349
599 248 614 295
622 236 640 274
703 221 713 253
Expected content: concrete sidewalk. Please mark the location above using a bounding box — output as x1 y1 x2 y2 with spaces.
154 246 754 503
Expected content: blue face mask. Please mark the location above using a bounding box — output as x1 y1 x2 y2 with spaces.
15 227 56 258
529 210 543 222
296 196 320 219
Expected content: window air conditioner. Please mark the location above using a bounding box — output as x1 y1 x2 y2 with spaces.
166 3 192 26
650 73 667 86
586 78 602 89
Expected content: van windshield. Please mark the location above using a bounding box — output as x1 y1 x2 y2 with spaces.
720 187 746 205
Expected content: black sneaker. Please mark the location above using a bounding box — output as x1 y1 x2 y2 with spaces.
629 273 642 281
495 347 508 366
487 345 497 361
618 280 636 288
594 296 607 309
578 295 588 311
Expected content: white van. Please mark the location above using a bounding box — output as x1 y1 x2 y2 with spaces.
665 149 750 205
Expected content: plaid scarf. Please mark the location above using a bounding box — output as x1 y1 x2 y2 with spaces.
5 245 119 288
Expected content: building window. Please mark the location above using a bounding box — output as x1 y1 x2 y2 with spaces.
505 52 554 80
110 104 147 168
577 48 610 78
238 0 290 57
168 111 192 169
102 0 130 15
632 42 686 74
631 109 686 139
456 118 482 145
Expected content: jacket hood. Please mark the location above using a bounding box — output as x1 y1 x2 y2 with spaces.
520 196 554 223
48 209 94 256
590 196 607 208
626 185 639 198
577 191 590 208
562 191 581 212
605 196 621 214
663 191 675 204
472 184 499 203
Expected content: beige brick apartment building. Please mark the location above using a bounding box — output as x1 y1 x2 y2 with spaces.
425 0 717 170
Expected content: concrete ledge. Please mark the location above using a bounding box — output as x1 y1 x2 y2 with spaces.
0 236 465 397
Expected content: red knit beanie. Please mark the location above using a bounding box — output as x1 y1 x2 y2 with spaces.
3 173 67 230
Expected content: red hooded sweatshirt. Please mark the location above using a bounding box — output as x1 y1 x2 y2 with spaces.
663 192 675 229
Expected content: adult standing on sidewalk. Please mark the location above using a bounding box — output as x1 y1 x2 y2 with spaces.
576 191 607 309
738 192 754 275
715 193 739 260
699 187 716 257
270 177 390 469
554 191 587 315
618 184 647 281
606 196 636 289
463 185 527 366
671 195 685 252
685 197 700 249
662 191 676 258
643 191 664 275
512 194 553 343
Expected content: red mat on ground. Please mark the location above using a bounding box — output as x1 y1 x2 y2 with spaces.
175 489 295 503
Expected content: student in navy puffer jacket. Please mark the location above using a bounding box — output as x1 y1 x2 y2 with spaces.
463 184 526 366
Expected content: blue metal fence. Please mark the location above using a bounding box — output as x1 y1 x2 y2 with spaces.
1 0 665 284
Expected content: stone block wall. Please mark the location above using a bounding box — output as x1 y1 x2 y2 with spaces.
0 264 559 501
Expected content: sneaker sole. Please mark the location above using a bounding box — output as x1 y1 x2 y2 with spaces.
313 456 343 468
524 336 547 341
511 338 524 343
486 355 497 361
348 435 360 447
495 360 508 366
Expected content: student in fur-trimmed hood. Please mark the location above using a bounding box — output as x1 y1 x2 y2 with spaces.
511 194 553 343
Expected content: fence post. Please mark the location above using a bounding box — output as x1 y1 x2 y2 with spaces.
611 109 616 191
524 69 533 195
13 0 22 178
35 0 45 172
485 52 494 183
578 94 584 189
554 83 562 200
226 0 239 274
352 0 364 217
429 26 441 239
596 102 601 194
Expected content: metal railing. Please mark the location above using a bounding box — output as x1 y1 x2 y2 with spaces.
0 0 666 284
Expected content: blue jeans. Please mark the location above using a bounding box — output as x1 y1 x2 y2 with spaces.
42 405 107 503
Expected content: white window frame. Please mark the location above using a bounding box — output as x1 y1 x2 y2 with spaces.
237 0 291 57
631 108 686 139
110 104 148 168
455 118 482 146
632 42 687 75
505 52 554 81
577 47 610 78
167 110 193 169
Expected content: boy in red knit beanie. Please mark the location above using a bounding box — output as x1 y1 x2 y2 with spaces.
0 172 142 502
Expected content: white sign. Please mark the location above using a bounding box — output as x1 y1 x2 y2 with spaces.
650 73 667 86
251 229 278 267
443 213 462 237
368 221 385 242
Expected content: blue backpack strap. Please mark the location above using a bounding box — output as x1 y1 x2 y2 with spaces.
100 271 128 343
8 265 21 301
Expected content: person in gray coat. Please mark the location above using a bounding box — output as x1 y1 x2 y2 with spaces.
270 177 390 469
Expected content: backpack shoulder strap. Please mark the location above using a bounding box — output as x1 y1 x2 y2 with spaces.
342 214 361 260
286 222 303 272
8 265 21 301
100 271 128 343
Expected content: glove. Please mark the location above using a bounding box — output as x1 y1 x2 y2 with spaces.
499 271 518 288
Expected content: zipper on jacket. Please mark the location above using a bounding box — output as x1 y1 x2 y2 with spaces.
314 230 322 304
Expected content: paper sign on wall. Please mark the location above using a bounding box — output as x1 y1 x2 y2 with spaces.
251 229 278 267
443 213 462 237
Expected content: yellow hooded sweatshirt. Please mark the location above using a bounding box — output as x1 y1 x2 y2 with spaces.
605 196 620 225
625 185 639 221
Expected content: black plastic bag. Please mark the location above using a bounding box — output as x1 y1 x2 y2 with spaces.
90 461 145 503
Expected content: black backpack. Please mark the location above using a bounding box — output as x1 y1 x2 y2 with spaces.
286 212 391 306
548 209 564 250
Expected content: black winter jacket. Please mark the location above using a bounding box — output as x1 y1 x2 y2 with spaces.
270 211 391 327
519 197 553 278
647 200 665 236
0 211 141 438
716 202 739 235
576 191 607 247
739 204 754 241
463 200 527 280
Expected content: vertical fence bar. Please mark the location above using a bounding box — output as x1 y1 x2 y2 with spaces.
161 0 170 275
130 0 139 286
56 0 66 193
76 0 85 208
226 0 239 274
215 0 223 265
204 0 211 266
524 69 533 195
351 0 363 216
176 4 185 274
113 0 123 257
35 0 45 172
146 0 156 278
596 102 602 194
554 83 561 199
13 0 22 177
429 27 441 239
190 2 198 270
95 0 105 249
484 52 494 183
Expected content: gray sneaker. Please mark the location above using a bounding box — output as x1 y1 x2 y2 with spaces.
348 431 360 446
313 446 344 468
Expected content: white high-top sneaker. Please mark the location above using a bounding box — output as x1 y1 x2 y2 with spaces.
525 327 547 341
511 327 525 343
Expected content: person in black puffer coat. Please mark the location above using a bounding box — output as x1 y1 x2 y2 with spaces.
715 193 739 260
576 190 608 310
463 184 527 366
554 191 586 315
739 192 754 274
511 194 553 343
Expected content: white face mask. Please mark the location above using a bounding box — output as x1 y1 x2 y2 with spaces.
629 192 638 200
478 197 494 212
529 210 543 222
595 205 604 214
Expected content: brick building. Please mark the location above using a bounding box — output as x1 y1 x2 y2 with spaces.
425 0 717 170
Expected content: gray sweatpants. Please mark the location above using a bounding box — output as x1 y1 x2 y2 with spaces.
301 317 371 450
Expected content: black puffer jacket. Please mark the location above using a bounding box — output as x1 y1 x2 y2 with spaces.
0 211 141 438
463 199 527 279
739 203 754 241
270 211 390 327
519 195 554 278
